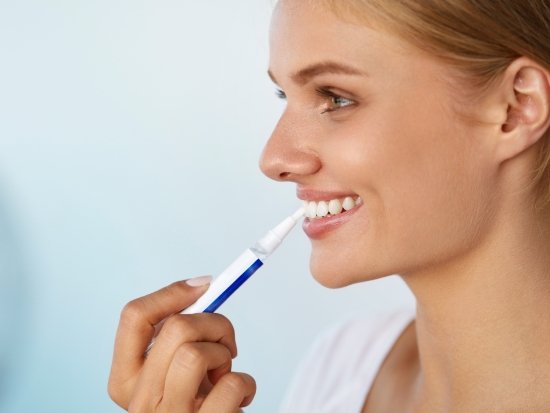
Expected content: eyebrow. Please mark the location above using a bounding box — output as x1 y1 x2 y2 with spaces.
268 61 367 86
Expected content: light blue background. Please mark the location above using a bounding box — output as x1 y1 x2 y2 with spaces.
0 1 414 412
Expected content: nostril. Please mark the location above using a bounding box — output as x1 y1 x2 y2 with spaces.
279 171 291 179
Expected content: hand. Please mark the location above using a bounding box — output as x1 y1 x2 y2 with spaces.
108 278 256 412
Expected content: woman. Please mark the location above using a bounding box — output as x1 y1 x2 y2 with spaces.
108 1 550 411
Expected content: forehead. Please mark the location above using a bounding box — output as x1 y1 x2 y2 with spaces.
269 0 418 81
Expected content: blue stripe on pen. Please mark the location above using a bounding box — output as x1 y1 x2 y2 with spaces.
203 259 264 313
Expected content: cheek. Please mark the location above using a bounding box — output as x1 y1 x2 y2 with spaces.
320 104 496 279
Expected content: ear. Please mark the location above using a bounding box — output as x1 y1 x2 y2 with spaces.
496 58 550 163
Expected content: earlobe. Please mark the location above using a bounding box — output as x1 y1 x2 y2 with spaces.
497 60 550 162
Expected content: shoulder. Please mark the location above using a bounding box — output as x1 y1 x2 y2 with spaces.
278 307 415 413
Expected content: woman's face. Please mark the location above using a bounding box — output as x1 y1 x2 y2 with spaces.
261 0 498 287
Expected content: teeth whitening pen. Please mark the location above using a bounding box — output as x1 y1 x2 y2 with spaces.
146 207 305 354
182 206 305 314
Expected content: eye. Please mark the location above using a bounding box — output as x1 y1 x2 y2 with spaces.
275 89 287 100
316 87 356 114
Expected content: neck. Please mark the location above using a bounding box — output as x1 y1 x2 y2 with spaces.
402 201 550 412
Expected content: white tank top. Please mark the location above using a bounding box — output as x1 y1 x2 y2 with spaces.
278 308 416 413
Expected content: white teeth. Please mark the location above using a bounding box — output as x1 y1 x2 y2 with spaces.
342 196 355 211
306 201 318 219
328 199 342 215
303 196 361 219
316 201 329 217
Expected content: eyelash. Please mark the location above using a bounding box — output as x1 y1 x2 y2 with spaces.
315 87 355 114
275 89 287 99
275 88 356 114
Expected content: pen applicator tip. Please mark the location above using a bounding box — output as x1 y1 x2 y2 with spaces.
292 207 306 221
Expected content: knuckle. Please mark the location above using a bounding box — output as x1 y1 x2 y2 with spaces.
173 343 206 371
218 373 249 393
207 313 237 355
107 380 125 408
161 315 197 343
120 300 145 325
210 313 235 334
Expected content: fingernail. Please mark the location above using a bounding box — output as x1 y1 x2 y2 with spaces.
185 275 212 287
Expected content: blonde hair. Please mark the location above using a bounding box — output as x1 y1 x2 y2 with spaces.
319 0 550 209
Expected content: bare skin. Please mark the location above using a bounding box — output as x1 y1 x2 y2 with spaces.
361 321 420 413
108 278 256 412
261 1 550 412
109 0 550 411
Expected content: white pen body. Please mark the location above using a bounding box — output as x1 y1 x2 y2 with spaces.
145 207 304 355
182 249 263 314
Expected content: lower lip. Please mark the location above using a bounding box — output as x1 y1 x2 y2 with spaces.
302 204 362 239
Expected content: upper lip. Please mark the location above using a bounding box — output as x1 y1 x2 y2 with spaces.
297 187 359 202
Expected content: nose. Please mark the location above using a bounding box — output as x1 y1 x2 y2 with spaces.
259 111 321 182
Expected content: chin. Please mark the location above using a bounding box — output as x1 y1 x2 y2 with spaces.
309 249 391 289
309 257 374 289
310 270 350 289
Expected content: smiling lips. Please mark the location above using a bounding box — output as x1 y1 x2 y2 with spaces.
298 190 363 239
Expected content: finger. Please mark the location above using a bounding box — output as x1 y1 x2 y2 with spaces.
159 342 233 412
130 313 237 408
199 372 256 412
108 277 210 407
